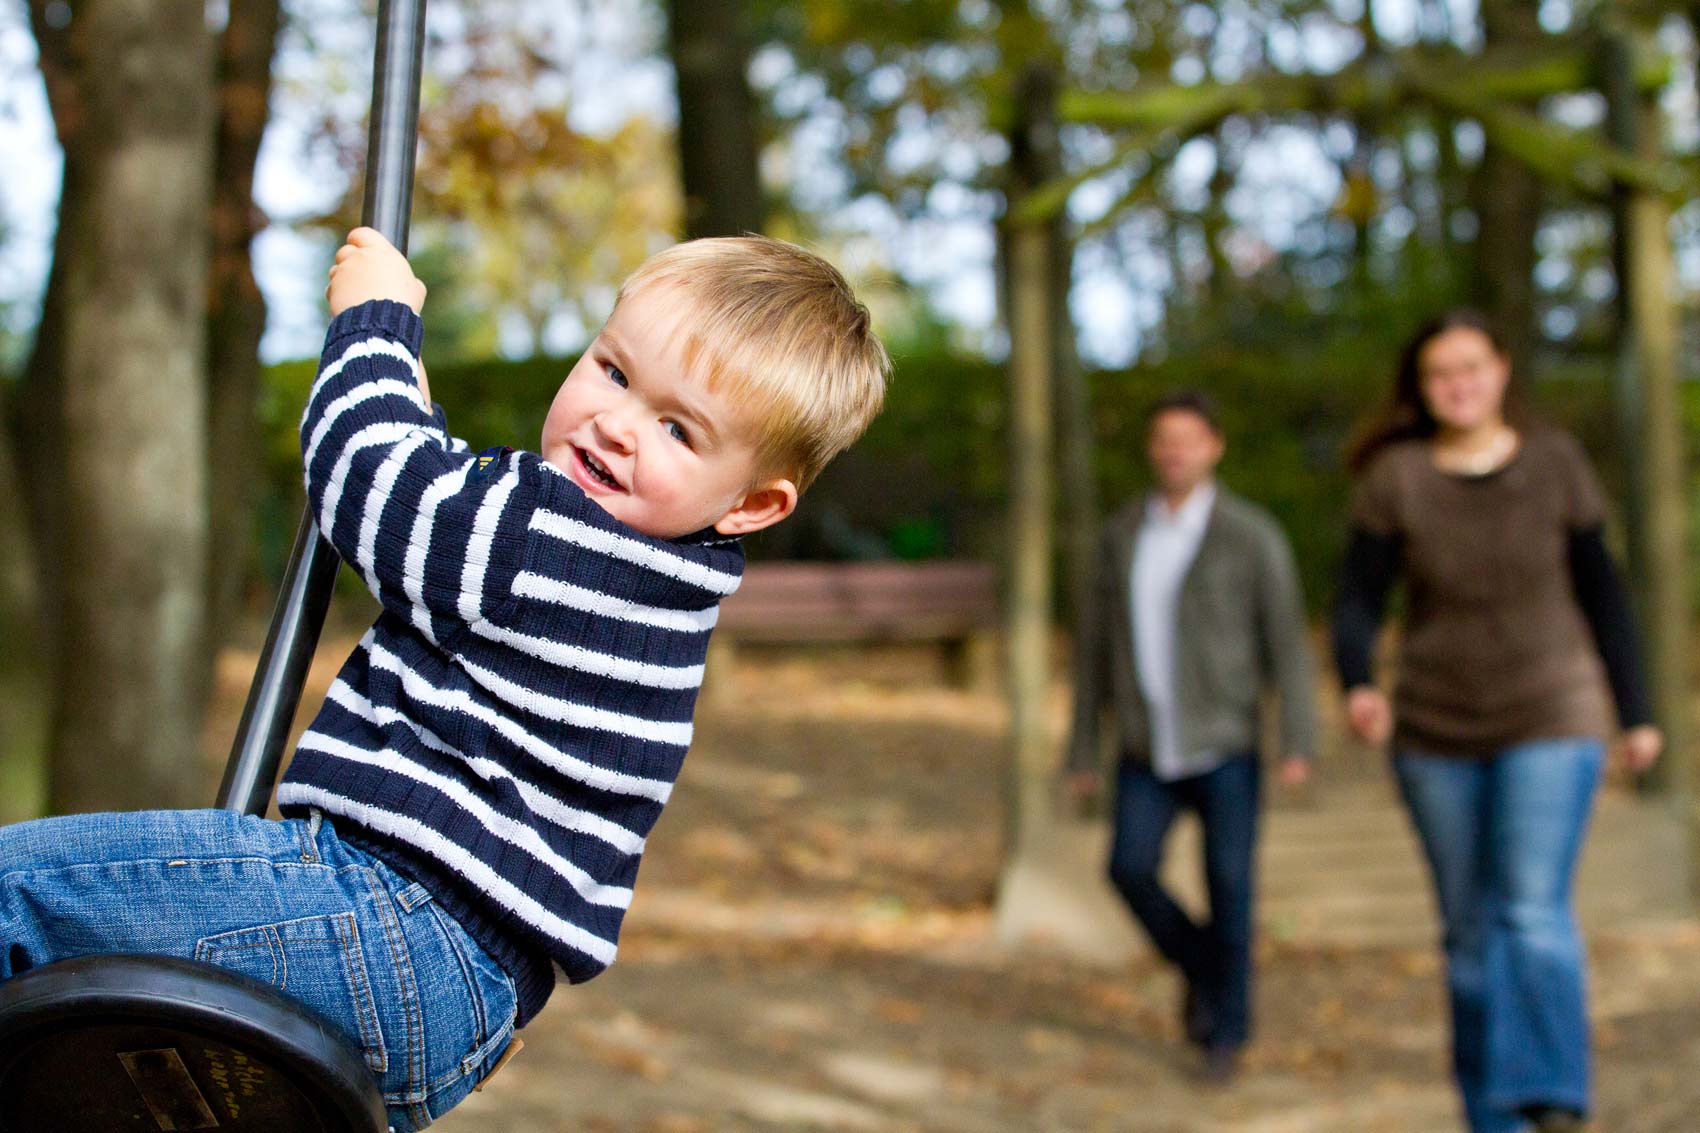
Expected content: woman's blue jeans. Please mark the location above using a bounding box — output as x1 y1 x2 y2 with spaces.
1394 738 1603 1133
0 808 517 1132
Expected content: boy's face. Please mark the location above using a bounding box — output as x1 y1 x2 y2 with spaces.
540 284 796 541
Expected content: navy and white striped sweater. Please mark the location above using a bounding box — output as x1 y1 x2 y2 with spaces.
277 300 744 1025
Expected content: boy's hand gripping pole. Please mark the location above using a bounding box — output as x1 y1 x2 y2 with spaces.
217 0 428 815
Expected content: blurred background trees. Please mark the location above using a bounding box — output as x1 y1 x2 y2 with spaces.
0 0 1698 826
9 0 215 813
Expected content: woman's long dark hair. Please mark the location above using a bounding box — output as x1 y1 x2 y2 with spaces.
1345 308 1525 474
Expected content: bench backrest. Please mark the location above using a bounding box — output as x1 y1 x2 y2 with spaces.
717 560 998 642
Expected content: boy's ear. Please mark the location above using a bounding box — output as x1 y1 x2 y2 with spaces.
713 478 798 536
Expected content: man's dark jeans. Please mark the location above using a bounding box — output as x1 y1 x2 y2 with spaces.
1107 754 1260 1051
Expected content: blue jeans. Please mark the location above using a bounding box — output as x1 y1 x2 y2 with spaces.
0 809 517 1132
1395 739 1603 1133
1107 755 1260 1050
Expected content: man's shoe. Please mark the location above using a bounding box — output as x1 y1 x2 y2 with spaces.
1524 1107 1587 1133
1199 1045 1240 1086
1181 983 1214 1047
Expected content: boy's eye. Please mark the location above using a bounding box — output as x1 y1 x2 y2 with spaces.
606 364 627 388
665 420 690 446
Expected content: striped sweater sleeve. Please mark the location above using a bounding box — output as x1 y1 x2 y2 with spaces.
303 300 528 643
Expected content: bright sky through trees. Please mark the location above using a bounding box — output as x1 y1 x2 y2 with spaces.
1 0 1698 368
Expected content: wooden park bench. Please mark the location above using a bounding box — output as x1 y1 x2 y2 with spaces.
710 560 1000 689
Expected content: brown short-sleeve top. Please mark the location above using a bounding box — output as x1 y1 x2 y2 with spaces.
1351 428 1614 756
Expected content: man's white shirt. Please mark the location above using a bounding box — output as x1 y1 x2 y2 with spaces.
1131 481 1223 782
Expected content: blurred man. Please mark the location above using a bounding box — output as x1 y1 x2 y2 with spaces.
1068 389 1317 1082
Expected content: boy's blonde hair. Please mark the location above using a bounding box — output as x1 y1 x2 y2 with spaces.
616 235 890 492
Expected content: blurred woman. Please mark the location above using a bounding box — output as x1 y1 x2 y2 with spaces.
1331 310 1661 1133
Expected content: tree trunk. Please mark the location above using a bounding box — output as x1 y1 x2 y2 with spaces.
1433 111 1465 277
6 201 69 657
1471 148 1538 372
1692 5 1700 111
1028 96 1095 629
1347 6 1382 283
1001 217 1055 859
1471 0 1542 376
998 63 1059 874
994 65 1132 956
1602 35 1695 862
1202 132 1235 305
1052 236 1095 628
0 394 36 643
206 0 283 654
19 0 215 813
665 0 763 238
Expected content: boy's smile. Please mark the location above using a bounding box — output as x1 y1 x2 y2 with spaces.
573 446 623 491
540 284 796 541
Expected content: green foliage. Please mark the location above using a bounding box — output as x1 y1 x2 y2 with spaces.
749 0 1194 211
1093 352 1365 610
286 0 680 361
256 328 1668 616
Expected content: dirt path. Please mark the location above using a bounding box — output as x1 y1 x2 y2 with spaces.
261 642 1697 1132
443 921 1699 1132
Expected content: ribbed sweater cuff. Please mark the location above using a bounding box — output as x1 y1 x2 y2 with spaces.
327 299 424 355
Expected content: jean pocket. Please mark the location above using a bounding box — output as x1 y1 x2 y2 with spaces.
194 912 388 1074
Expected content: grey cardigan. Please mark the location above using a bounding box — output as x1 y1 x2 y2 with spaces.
1067 488 1318 776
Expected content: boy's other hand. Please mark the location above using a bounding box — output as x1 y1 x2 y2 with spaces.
326 227 426 316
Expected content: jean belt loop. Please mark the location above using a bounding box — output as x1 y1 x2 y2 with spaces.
300 807 325 864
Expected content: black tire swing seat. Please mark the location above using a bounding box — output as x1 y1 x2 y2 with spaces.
0 955 386 1131
0 3 430 1130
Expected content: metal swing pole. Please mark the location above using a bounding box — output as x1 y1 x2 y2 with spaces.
217 0 428 814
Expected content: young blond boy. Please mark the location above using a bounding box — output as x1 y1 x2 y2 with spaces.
0 228 888 1130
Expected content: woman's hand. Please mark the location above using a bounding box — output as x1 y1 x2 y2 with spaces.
326 227 426 316
1620 725 1664 774
1346 686 1393 746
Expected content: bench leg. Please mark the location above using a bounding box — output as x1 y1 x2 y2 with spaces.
942 631 1000 693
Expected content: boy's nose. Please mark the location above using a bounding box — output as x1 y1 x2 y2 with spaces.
593 410 637 453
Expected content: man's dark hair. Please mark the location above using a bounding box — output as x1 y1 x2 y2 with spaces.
1146 389 1222 435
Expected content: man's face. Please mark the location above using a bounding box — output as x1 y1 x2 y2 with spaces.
539 285 770 540
1146 408 1225 497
